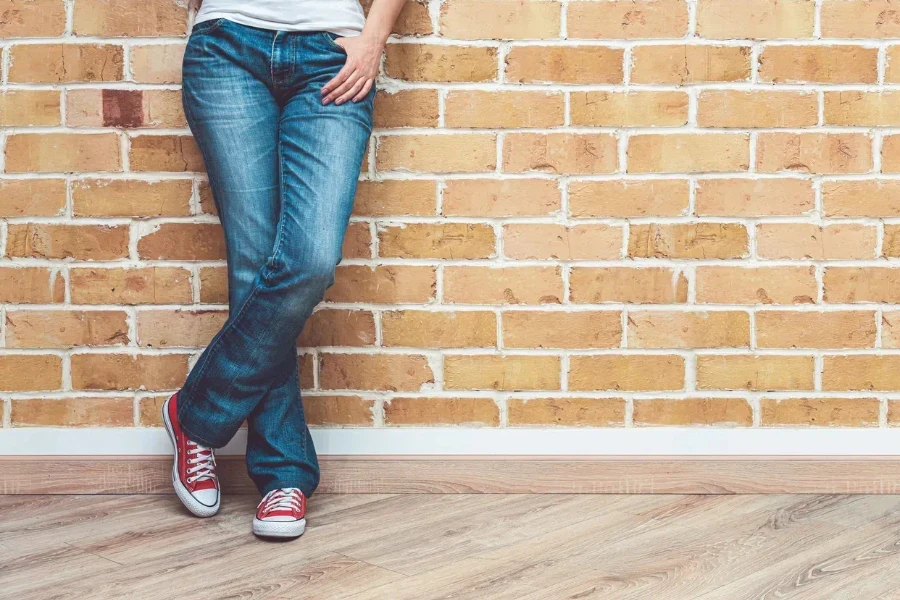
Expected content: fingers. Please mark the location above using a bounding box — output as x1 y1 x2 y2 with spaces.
336 76 366 105
352 78 374 103
321 64 354 104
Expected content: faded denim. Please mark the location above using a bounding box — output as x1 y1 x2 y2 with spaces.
178 18 373 497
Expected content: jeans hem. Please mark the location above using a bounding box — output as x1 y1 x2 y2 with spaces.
260 480 319 498
177 402 227 449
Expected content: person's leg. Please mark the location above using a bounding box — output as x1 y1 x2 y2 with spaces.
179 20 317 497
179 29 374 498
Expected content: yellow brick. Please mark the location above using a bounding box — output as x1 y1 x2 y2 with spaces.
130 44 185 84
6 310 129 349
70 267 192 305
503 133 618 175
697 355 815 391
695 266 817 305
504 224 622 260
0 91 60 126
70 353 188 391
0 355 62 392
503 311 622 349
761 398 880 427
298 309 376 348
137 310 228 348
628 134 750 174
444 355 561 391
630 45 751 84
569 267 688 304
319 353 434 392
7 224 129 260
695 178 814 217
374 89 439 128
505 46 623 84
824 268 900 303
760 46 878 83
0 179 66 217
443 266 563 305
697 0 815 39
9 44 123 83
303 396 374 427
0 267 64 304
326 266 436 304
634 398 753 426
378 223 495 259
0 0 66 37
508 398 625 426
823 356 900 391
821 0 900 38
569 180 689 218
756 223 877 260
11 398 134 427
73 0 188 36
353 180 436 217
72 179 191 218
382 311 497 348
377 134 497 173
440 0 561 39
568 355 685 391
697 91 818 128
570 91 688 127
825 91 900 126
568 0 688 39
384 397 499 426
628 311 751 348
756 311 876 349
629 223 749 259
6 134 121 173
384 44 498 82
756 133 872 174
444 91 564 128
443 179 560 217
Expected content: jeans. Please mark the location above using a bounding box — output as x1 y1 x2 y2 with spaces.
178 18 374 497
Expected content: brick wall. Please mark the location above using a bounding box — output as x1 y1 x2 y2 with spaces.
3 0 900 433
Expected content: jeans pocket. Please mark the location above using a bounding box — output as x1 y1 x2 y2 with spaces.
321 32 345 53
191 17 226 36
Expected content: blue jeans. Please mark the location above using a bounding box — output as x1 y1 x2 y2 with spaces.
178 19 374 497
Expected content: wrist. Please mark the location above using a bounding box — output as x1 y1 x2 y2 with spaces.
361 25 391 47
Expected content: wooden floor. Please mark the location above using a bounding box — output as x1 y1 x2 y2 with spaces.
4 494 900 599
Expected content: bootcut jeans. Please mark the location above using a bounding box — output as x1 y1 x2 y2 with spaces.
178 17 374 497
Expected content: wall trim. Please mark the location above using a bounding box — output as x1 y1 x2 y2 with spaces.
2 427 900 456
4 428 900 495
3 455 900 495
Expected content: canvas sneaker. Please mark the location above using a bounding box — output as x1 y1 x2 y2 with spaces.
253 488 307 538
162 393 220 518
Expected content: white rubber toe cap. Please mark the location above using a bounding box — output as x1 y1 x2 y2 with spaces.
192 488 219 508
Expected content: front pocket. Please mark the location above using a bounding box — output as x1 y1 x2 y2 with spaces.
321 32 345 52
191 17 226 35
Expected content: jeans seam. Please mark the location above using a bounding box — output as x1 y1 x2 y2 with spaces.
179 125 290 423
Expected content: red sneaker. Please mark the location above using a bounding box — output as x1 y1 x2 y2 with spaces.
253 488 307 538
162 393 220 518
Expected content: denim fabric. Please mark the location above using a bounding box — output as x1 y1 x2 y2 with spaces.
178 18 374 497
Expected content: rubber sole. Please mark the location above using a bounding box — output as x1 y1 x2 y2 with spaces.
162 397 220 518
253 517 307 539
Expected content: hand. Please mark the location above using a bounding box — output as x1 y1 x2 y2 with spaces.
321 33 382 105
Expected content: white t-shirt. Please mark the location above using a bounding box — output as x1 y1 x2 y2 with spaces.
196 1 366 37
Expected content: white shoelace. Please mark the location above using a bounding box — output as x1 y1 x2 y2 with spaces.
259 488 303 515
186 440 216 484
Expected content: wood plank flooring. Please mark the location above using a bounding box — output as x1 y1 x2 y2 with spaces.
3 494 900 599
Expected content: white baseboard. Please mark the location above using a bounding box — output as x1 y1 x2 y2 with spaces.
3 427 900 456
